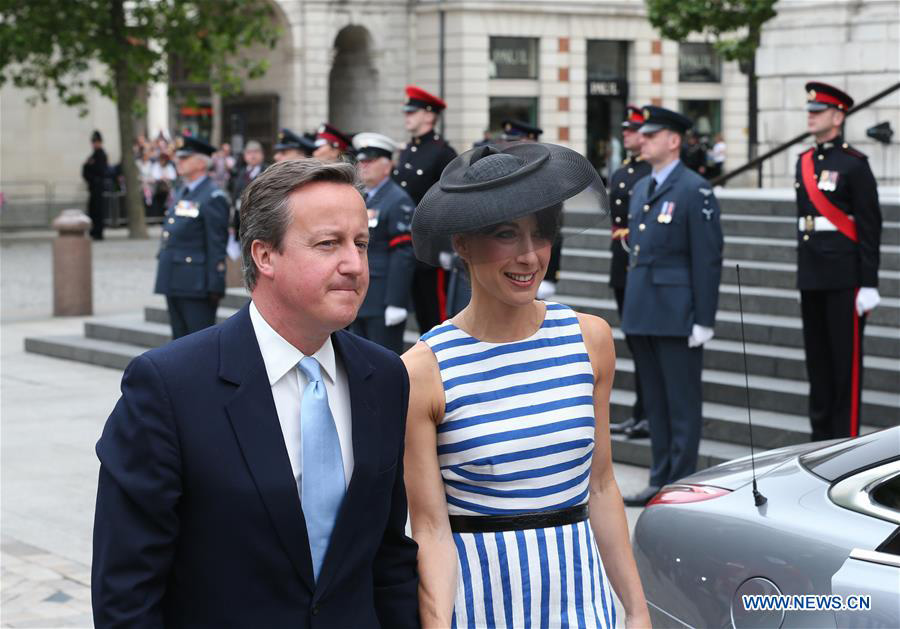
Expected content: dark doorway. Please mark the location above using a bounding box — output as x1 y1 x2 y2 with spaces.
586 40 628 181
222 94 279 159
329 25 376 134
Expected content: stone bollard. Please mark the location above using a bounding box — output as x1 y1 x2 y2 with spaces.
52 209 93 316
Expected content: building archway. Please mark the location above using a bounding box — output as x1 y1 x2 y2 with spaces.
328 25 377 134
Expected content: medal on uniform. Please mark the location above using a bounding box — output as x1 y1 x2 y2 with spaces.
367 208 380 229
174 200 199 218
657 201 675 224
817 170 839 192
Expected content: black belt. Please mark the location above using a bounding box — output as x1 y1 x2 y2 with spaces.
449 504 589 533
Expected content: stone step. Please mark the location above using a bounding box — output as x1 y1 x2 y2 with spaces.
612 355 899 428
559 249 900 325
611 331 899 394
609 389 880 450
556 291 900 360
557 245 900 294
23 334 142 371
610 432 750 472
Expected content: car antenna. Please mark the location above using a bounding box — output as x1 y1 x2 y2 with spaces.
736 264 767 507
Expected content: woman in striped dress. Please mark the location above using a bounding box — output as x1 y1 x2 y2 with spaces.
403 143 650 628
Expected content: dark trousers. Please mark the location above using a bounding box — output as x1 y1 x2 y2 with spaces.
614 288 646 421
88 192 105 239
801 289 865 440
412 265 446 334
630 335 704 487
350 316 406 355
166 296 218 340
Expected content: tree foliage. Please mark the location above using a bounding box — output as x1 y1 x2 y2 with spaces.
644 0 777 64
0 0 280 236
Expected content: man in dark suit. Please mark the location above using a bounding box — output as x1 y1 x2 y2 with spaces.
229 139 268 237
153 135 230 339
620 106 724 506
607 106 652 439
93 158 420 628
82 130 109 240
350 132 417 354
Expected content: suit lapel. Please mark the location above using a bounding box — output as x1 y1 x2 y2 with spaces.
220 305 316 592
367 181 390 208
314 330 378 597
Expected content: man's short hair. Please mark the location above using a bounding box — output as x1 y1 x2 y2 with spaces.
239 159 362 290
244 140 263 153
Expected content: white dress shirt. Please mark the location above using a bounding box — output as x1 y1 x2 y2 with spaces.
249 302 354 498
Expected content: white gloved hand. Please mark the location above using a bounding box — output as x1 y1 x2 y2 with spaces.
688 324 714 348
856 287 880 316
384 305 408 327
536 280 557 300
438 251 454 271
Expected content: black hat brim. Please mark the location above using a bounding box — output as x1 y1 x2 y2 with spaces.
412 143 608 266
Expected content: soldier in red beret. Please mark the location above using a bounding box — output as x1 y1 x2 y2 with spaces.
393 85 458 333
313 123 353 162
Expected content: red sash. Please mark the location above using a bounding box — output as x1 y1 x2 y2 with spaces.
800 150 858 243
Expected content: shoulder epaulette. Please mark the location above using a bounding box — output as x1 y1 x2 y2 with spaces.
840 142 867 159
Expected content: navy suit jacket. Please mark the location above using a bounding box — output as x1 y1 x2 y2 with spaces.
92 304 420 628
621 161 723 337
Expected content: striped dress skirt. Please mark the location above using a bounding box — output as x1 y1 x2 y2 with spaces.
422 302 618 629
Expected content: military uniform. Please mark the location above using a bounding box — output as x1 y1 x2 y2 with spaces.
608 106 653 435
154 137 230 339
622 107 723 495
393 85 457 332
82 130 109 240
352 180 417 353
795 82 882 440
350 133 418 354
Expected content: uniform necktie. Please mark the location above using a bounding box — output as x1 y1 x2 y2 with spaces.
298 356 345 581
648 177 657 198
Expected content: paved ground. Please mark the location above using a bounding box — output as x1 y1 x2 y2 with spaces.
0 228 651 628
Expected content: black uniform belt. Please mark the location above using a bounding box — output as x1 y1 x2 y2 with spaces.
448 504 589 533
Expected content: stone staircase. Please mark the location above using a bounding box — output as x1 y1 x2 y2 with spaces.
25 193 900 474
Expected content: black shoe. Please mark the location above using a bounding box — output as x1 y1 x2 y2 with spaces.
623 485 661 507
624 418 650 439
609 417 637 435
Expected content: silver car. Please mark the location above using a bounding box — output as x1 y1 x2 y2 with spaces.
633 426 900 628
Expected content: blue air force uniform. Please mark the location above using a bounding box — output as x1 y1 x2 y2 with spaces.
154 136 230 339
621 107 724 493
350 133 418 354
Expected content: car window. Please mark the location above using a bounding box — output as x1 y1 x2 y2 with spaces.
800 427 900 482
872 474 900 511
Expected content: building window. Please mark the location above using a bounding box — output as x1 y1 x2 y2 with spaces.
679 100 722 138
489 37 539 79
678 43 721 83
489 97 538 133
587 40 628 81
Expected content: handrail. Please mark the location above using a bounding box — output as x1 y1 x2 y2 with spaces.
712 82 900 187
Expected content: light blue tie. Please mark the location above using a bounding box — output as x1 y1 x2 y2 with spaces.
298 356 345 581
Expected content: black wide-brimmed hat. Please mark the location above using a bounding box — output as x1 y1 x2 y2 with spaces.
412 142 608 266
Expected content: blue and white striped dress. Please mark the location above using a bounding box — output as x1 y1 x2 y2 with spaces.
421 302 616 629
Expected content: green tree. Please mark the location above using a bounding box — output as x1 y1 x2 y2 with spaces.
645 0 778 175
0 0 279 237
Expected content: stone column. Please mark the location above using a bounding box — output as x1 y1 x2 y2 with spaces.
52 209 93 316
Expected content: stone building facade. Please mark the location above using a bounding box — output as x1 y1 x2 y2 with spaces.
3 0 897 226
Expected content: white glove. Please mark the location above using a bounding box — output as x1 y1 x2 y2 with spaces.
438 251 454 271
384 305 408 327
688 324 714 348
536 280 557 300
856 287 880 316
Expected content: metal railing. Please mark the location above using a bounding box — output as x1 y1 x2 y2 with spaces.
712 82 900 188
